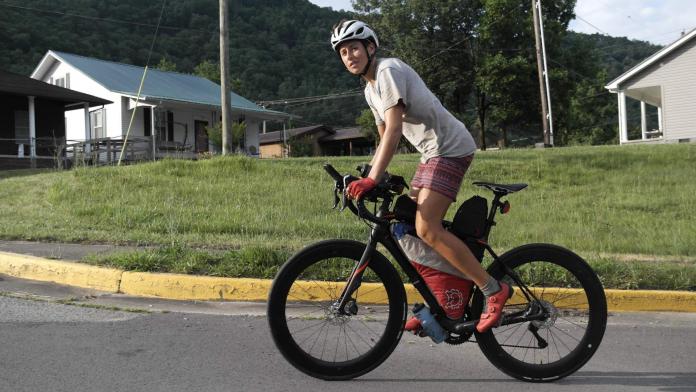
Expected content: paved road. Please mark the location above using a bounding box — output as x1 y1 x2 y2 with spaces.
1 275 695 392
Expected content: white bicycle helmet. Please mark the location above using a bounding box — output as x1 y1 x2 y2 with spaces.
330 20 379 52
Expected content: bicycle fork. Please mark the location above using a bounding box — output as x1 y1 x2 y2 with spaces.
333 229 379 315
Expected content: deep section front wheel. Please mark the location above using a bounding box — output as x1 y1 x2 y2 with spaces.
267 239 407 380
473 244 607 382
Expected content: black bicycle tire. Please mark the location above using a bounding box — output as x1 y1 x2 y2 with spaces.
267 239 408 380
473 243 607 382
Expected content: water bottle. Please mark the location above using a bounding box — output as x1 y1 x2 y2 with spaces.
413 303 447 344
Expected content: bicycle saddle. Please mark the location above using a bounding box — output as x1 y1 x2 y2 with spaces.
473 182 528 195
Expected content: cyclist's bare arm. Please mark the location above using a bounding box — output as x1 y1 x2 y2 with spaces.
368 104 404 181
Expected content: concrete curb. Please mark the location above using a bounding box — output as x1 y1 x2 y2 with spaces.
1 251 695 312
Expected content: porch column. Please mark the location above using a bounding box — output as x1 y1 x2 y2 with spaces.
617 91 628 143
83 103 91 154
28 96 36 159
245 120 260 157
151 107 157 160
657 107 663 133
640 101 647 140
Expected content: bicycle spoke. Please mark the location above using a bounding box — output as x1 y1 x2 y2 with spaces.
496 322 526 340
551 324 582 343
344 324 363 357
555 300 591 309
521 334 533 362
355 316 385 340
319 317 332 360
289 318 328 336
345 320 375 351
306 321 328 354
550 291 587 306
556 316 589 330
549 326 563 361
548 328 574 354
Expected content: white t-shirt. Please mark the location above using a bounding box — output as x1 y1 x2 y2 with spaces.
364 58 477 163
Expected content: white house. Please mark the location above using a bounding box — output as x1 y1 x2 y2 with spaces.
605 29 696 144
31 50 289 157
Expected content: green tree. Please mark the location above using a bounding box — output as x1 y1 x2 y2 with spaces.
356 108 378 146
194 60 220 84
154 57 177 72
474 0 576 148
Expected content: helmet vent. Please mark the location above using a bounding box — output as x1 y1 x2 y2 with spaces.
342 20 357 34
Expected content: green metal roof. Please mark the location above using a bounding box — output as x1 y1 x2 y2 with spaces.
50 51 286 117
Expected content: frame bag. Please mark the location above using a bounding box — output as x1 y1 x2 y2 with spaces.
449 196 488 262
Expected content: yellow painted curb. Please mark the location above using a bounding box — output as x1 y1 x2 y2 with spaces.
120 271 273 301
287 283 696 313
0 251 122 292
0 250 695 312
605 289 696 312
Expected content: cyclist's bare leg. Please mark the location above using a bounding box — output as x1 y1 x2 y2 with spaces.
413 187 491 287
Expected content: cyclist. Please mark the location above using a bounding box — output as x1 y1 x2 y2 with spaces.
331 19 512 333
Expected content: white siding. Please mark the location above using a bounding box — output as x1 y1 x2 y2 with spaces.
36 60 123 140
170 108 214 146
623 38 696 141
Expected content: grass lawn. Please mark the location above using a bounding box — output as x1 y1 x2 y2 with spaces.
1 143 695 289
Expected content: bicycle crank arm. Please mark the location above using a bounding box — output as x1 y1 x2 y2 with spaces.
499 306 548 326
444 307 548 335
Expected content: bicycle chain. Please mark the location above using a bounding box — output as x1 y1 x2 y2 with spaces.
445 333 473 345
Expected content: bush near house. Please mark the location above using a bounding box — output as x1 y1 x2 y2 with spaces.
206 122 246 151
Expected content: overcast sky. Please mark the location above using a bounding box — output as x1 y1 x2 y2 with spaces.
309 0 696 45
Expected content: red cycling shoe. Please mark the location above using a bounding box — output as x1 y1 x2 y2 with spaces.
404 317 423 335
476 282 513 333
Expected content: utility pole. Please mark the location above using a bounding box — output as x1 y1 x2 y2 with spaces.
219 0 232 154
532 0 553 147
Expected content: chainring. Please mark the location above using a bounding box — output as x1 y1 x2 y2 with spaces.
445 308 475 345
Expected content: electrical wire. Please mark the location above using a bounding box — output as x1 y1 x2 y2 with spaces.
574 15 611 36
0 1 211 34
117 0 167 166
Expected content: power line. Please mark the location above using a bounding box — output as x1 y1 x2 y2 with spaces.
258 90 362 106
0 1 213 34
575 15 611 36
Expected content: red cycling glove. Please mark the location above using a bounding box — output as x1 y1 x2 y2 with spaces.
346 177 376 200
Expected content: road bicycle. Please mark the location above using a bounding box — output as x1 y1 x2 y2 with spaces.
267 163 607 381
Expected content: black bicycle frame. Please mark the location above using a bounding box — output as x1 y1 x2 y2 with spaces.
335 190 546 332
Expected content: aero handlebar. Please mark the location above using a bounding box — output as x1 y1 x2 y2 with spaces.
323 163 388 225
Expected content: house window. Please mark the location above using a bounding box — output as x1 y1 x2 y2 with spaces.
167 111 174 141
90 109 105 139
55 77 65 87
155 110 175 142
65 73 70 89
14 111 29 143
143 107 152 137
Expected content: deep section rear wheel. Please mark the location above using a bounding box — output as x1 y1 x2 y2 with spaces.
473 244 607 382
267 240 407 380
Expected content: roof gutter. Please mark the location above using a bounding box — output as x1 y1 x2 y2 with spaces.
605 28 696 91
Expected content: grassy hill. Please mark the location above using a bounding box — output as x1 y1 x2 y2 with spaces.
1 144 694 253
1 144 695 289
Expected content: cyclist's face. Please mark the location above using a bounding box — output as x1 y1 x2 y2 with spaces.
338 40 373 75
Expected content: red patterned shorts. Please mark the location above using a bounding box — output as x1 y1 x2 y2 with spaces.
410 155 474 201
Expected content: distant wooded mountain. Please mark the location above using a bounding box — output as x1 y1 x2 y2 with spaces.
0 0 662 141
